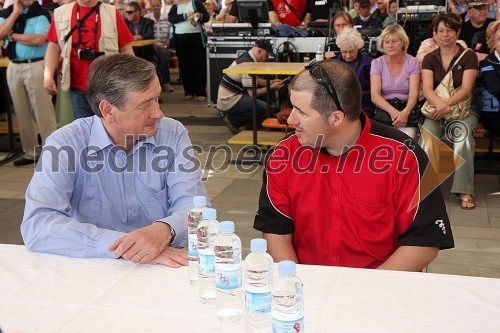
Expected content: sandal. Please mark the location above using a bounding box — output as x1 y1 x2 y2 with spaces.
460 194 476 210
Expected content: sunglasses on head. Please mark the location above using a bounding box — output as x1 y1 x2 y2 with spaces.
304 60 342 111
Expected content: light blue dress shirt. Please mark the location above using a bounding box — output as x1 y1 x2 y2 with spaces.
0 10 50 60
21 116 208 258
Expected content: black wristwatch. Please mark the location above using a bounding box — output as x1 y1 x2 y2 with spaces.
166 223 176 246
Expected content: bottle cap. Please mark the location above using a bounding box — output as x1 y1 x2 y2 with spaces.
219 221 235 233
202 208 216 220
278 260 296 276
193 196 207 207
250 238 267 252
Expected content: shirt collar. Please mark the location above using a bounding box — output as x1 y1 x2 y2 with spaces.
87 116 157 154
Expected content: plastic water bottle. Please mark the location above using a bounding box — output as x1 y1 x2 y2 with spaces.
272 261 304 333
197 208 220 304
188 196 207 284
244 238 274 333
215 221 243 322
315 43 324 62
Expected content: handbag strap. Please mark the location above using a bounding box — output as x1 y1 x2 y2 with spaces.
436 48 471 88
280 0 303 22
448 48 472 73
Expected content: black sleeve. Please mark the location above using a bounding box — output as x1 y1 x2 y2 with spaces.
253 159 294 235
398 147 454 250
194 0 210 24
168 4 185 24
481 60 500 98
141 18 155 40
267 0 275 12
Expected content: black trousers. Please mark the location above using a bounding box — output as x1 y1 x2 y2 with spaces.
174 32 207 97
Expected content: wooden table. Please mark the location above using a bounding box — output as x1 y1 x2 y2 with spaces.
223 62 305 162
130 39 162 47
1 244 500 332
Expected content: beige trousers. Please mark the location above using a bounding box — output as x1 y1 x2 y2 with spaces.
7 60 57 160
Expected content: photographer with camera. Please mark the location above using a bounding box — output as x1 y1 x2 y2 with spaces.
43 0 134 119
0 0 58 166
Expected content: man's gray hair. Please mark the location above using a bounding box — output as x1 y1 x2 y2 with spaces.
86 54 157 117
290 59 361 121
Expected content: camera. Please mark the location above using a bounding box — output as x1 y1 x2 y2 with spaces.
78 48 96 60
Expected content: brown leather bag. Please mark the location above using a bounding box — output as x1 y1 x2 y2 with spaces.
277 108 292 124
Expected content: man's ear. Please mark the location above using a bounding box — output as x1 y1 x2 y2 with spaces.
328 110 345 127
99 100 114 122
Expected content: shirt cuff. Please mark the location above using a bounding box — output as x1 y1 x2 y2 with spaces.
96 230 127 258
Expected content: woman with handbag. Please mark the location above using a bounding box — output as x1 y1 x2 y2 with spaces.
370 24 422 139
420 13 479 210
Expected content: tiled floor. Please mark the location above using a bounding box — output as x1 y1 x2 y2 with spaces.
1 83 499 279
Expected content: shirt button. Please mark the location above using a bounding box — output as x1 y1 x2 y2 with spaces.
334 197 339 202
333 226 338 231
332 257 337 262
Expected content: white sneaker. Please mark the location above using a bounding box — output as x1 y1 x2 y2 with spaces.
163 83 174 92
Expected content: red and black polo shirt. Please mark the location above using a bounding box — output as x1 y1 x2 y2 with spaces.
254 114 454 269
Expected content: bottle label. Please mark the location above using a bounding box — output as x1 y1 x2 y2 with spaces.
198 253 214 275
272 317 304 333
245 290 271 314
188 233 198 257
215 267 242 290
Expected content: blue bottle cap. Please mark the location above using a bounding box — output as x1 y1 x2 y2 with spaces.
219 221 235 233
250 238 267 252
193 196 207 207
202 208 216 220
278 260 296 276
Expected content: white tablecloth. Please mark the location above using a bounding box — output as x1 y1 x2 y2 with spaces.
1 244 499 333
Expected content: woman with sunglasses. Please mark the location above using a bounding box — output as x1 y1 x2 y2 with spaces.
335 27 375 117
420 13 478 210
370 24 421 139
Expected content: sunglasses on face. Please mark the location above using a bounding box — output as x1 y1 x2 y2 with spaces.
126 10 137 14
304 60 342 111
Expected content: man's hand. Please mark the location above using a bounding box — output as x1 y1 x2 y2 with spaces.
108 222 171 264
270 79 284 90
149 246 189 268
13 0 24 15
43 76 58 95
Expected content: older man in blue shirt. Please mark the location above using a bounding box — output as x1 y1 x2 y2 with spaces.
21 53 207 267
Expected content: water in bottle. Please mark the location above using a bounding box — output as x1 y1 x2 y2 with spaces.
244 238 274 333
188 196 207 284
315 43 324 62
197 208 220 304
272 260 304 333
215 221 243 322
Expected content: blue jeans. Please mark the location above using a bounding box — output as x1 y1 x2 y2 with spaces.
227 95 267 128
157 48 171 84
70 88 94 119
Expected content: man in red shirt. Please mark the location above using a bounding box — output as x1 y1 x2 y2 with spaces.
254 59 454 271
43 0 134 119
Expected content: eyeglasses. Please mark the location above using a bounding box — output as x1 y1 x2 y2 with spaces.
305 60 342 111
125 10 136 14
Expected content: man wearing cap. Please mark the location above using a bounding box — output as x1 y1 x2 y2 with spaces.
217 40 285 134
353 0 382 28
459 1 495 61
